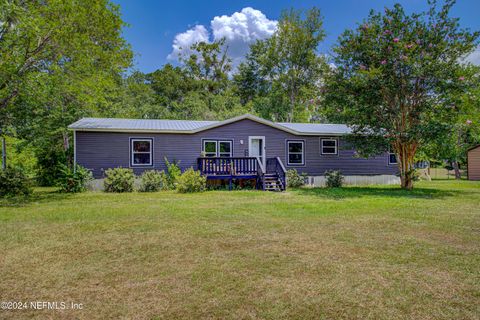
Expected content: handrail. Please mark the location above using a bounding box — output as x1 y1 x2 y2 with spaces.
196 157 285 191
256 157 265 174
266 157 286 191
197 157 260 176
275 157 287 174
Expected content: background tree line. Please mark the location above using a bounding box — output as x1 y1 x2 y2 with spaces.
0 0 479 189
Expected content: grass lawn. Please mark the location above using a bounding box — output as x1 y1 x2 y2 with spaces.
0 181 479 319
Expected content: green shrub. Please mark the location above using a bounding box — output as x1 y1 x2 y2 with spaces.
138 170 167 192
0 167 33 197
104 167 135 193
165 158 181 189
176 168 206 193
56 164 92 193
286 169 307 188
35 145 69 186
325 170 344 188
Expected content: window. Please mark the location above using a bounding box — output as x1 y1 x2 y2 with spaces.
203 140 217 157
131 138 152 166
219 141 232 157
202 140 233 157
388 149 398 165
321 139 337 155
287 140 304 165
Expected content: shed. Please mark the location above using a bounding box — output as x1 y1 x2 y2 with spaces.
467 145 480 181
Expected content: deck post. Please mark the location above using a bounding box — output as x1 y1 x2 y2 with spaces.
229 177 232 190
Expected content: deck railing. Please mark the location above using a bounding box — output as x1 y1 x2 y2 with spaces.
197 157 262 177
266 157 287 191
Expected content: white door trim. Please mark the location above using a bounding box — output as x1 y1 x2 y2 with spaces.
248 136 266 166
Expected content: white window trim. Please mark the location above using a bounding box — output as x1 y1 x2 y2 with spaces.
203 140 218 157
388 152 398 165
218 141 233 157
287 140 305 166
202 139 233 157
131 138 153 166
321 138 338 155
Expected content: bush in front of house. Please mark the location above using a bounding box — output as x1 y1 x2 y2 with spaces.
165 158 181 190
286 169 307 188
0 167 33 197
56 164 93 193
104 167 135 193
176 168 206 193
325 170 344 188
138 170 167 192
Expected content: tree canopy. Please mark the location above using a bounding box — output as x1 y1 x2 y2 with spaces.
323 0 479 189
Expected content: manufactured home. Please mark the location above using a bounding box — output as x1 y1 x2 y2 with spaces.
69 114 399 190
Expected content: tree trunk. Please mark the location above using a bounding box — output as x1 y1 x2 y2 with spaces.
452 160 461 180
396 142 416 190
1 136 6 170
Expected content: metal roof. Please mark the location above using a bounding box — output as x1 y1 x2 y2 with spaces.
277 122 352 135
68 114 351 135
69 118 217 132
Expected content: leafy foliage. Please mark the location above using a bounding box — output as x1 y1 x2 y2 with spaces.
324 170 344 188
176 168 206 193
323 0 479 189
0 137 37 177
2 0 132 185
138 170 167 192
235 7 327 122
0 167 33 197
286 169 307 188
56 164 93 193
104 168 135 193
35 143 70 186
164 158 181 190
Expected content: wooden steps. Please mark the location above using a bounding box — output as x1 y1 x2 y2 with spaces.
263 174 284 192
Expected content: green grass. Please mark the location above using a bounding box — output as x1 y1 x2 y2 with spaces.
1 181 479 319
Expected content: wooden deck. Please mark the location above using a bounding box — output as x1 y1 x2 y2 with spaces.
197 157 286 191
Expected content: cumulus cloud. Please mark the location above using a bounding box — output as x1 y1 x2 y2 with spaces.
168 7 277 67
167 25 209 61
465 46 480 65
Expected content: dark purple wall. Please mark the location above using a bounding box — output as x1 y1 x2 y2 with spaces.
75 119 398 178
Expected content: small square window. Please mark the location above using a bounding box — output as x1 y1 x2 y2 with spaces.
219 141 232 157
203 141 217 157
321 139 337 155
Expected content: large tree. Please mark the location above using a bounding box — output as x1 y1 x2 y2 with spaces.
323 0 479 189
235 7 327 122
180 39 231 94
1 0 131 179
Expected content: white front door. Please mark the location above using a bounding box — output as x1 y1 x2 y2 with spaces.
249 136 266 166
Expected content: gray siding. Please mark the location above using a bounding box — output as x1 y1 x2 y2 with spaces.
75 119 398 178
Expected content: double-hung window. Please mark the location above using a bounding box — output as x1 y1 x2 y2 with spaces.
287 140 305 165
131 138 153 166
202 140 233 157
321 138 337 155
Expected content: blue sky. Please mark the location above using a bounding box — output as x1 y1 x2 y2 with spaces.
113 0 480 73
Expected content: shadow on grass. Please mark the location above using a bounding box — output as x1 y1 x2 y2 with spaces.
0 188 72 207
294 186 463 200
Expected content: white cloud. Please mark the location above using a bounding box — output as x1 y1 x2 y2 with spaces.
168 7 277 67
465 46 480 65
167 25 209 61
